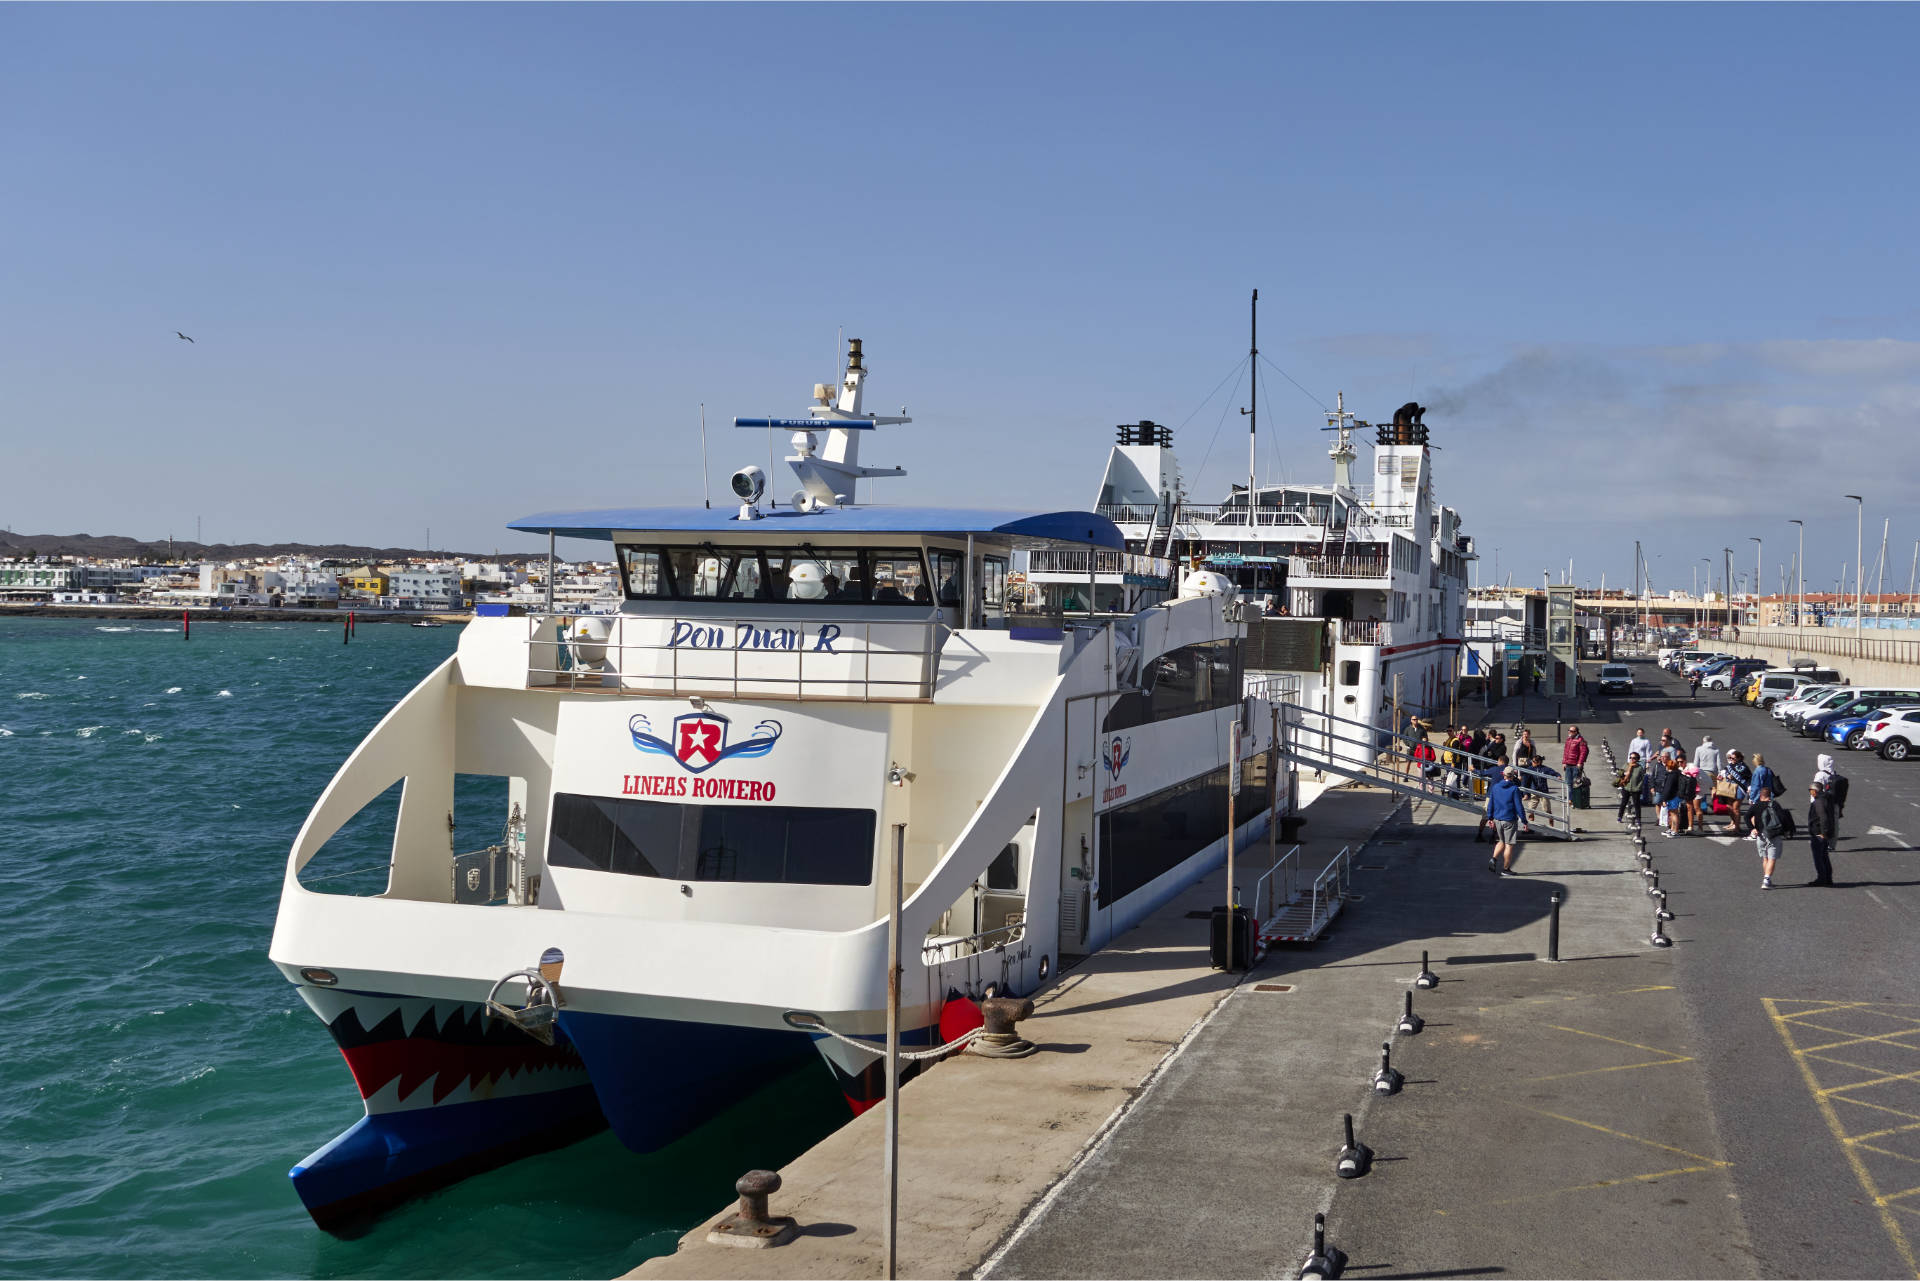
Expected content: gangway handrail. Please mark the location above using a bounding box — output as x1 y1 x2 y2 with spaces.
1251 844 1303 924
1306 845 1352 934
1281 701 1574 838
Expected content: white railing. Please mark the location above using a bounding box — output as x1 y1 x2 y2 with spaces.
1246 673 1304 704
524 613 942 702
1025 548 1175 581
1251 844 1303 924
1295 554 1391 580
1305 845 1353 934
1340 619 1386 645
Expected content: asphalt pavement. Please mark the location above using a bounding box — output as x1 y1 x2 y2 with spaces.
1589 659 1920 1278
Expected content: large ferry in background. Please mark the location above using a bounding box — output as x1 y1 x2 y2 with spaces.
268 338 1306 1231
1028 388 1476 763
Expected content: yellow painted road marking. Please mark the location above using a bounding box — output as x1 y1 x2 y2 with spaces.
1794 1027 1920 1056
1766 997 1920 1279
1524 1024 1694 1082
1818 1067 1920 1097
1512 1105 1731 1168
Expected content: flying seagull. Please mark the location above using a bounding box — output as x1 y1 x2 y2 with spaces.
175 331 194 343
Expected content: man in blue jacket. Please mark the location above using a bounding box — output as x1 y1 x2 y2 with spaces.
1486 766 1527 877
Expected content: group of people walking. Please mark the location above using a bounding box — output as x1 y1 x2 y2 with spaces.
1611 724 1850 890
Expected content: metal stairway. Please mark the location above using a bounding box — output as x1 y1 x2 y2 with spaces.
1276 704 1576 839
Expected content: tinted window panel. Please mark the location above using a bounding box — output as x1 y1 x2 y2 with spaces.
1096 767 1231 907
547 792 874 886
1103 640 1242 733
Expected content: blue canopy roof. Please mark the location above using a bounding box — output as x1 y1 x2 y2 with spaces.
506 506 1125 550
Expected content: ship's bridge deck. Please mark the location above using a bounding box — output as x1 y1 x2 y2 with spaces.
498 504 1128 702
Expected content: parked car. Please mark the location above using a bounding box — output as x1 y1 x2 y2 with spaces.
1825 705 1920 751
1666 649 1715 672
1774 685 1840 722
1802 690 1920 738
1703 657 1770 690
1683 653 1733 676
1867 708 1920 761
1748 671 1817 709
1784 686 1875 730
1598 663 1634 694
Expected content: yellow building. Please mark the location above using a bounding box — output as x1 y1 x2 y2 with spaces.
346 572 389 598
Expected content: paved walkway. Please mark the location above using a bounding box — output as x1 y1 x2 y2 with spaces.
984 799 1752 1280
628 787 1404 1281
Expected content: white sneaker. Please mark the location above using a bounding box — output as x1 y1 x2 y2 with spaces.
1761 875 1772 889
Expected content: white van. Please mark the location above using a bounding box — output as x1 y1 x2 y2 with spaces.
1750 670 1816 710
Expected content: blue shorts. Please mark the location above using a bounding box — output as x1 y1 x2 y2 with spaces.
1665 799 1685 812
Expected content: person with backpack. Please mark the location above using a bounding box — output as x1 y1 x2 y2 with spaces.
1676 765 1700 834
1806 781 1838 886
1657 757 1686 837
1410 735 1439 793
1750 786 1789 889
1814 753 1850 842
1617 752 1646 825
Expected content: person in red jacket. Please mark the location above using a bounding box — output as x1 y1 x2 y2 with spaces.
1561 726 1590 791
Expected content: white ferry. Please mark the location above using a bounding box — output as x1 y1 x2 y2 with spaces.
1028 391 1474 762
268 340 1295 1229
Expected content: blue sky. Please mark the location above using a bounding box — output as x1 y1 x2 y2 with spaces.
4 3 1917 592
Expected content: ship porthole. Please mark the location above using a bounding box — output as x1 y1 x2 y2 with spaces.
1038 955 1052 983
299 968 339 987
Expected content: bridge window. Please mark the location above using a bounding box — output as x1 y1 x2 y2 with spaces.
983 556 1008 607
616 545 933 606
547 792 875 886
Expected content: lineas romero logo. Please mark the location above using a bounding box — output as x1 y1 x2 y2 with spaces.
623 711 784 801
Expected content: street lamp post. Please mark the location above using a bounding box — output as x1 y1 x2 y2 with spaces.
1750 536 1762 628
1788 519 1804 629
1846 495 1864 655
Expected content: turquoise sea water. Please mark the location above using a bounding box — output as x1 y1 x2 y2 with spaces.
0 618 847 1279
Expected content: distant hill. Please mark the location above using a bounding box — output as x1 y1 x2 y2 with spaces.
0 531 537 562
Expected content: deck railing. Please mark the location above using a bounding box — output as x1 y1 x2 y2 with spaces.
1339 619 1386 645
1294 554 1390 580
1024 548 1174 581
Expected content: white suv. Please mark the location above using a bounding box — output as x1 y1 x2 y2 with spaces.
1867 708 1920 761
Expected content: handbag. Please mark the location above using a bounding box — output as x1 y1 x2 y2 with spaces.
1712 778 1738 801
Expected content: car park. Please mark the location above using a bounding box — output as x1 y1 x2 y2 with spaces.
1665 649 1715 672
1682 653 1733 676
1784 687 1870 730
1598 663 1634 694
1868 709 1920 761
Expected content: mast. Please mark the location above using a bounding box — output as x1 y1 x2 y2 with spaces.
1240 289 1258 522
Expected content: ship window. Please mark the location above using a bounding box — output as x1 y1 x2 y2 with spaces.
868 550 929 604
665 547 748 600
987 842 1019 890
546 792 875 886
930 550 964 607
1096 767 1233 908
1102 639 1242 733
1341 660 1360 686
983 556 1009 607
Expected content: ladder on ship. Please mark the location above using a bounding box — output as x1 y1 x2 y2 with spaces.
1276 703 1577 840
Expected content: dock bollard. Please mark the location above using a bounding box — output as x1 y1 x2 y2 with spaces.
1656 889 1674 922
1336 1113 1373 1179
1414 950 1438 990
1397 990 1424 1035
1298 1213 1347 1281
1650 910 1672 948
1546 892 1562 962
1372 1041 1404 1096
970 996 1037 1059
1646 870 1661 898
706 1169 797 1249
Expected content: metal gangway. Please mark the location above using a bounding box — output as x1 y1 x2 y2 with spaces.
1278 704 1577 839
1249 843 1353 950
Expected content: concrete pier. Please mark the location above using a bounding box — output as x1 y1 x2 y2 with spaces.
631 664 1920 1279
